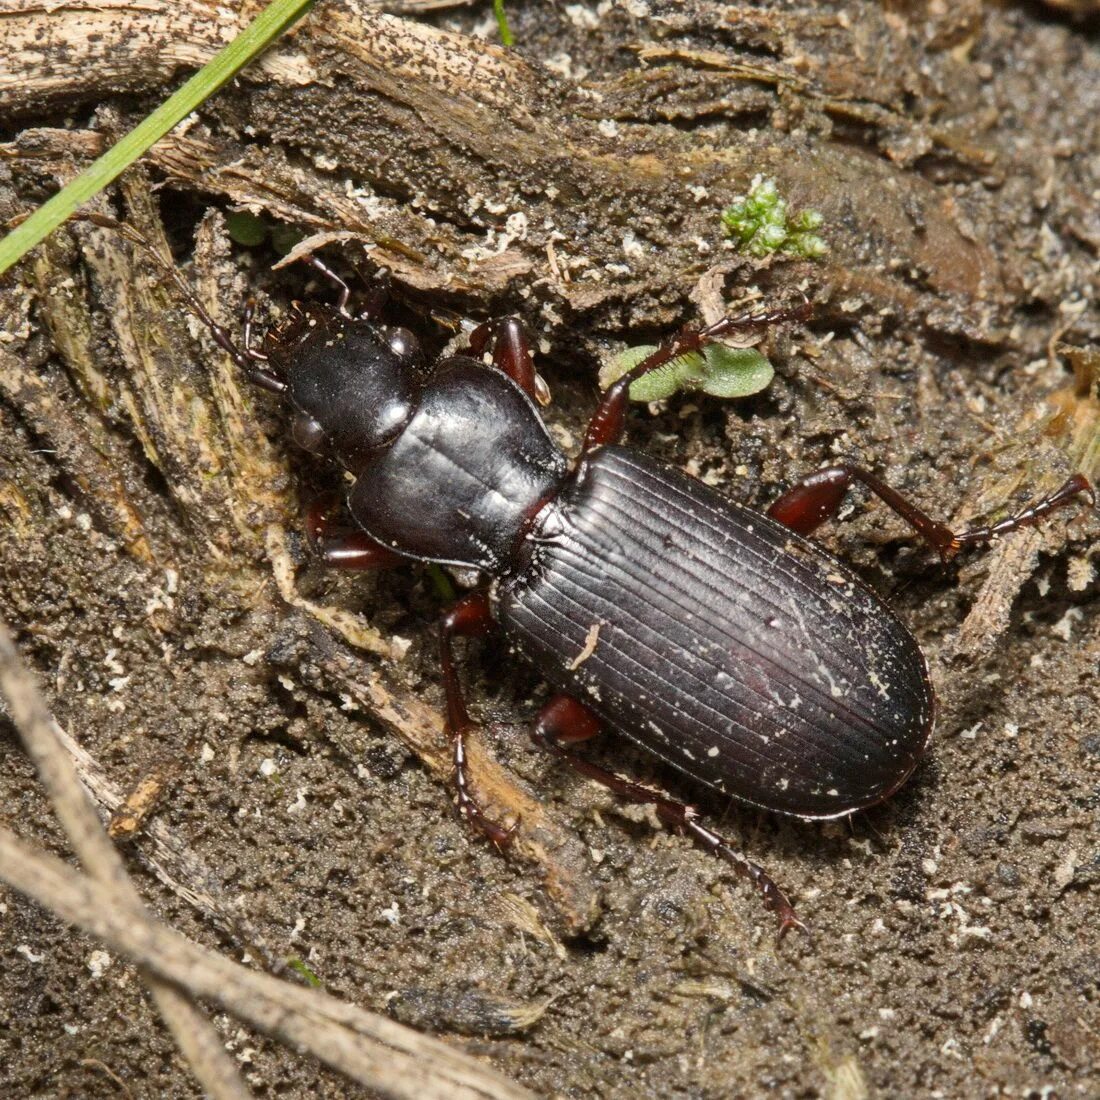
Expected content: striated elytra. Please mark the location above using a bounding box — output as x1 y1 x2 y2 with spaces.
493 445 935 820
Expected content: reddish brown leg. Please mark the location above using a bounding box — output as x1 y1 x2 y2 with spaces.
440 591 516 847
583 302 812 452
468 317 551 405
767 466 1095 562
532 693 807 940
305 494 405 570
300 254 352 317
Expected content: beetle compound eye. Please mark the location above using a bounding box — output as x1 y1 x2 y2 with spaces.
292 412 328 453
385 326 422 366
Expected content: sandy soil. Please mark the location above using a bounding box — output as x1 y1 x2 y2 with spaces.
1 2 1098 1098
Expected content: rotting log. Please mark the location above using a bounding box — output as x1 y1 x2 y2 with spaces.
1 0 1016 338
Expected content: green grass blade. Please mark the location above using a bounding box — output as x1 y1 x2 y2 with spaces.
493 0 515 47
0 0 316 277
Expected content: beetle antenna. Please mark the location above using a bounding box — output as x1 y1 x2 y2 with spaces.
70 212 287 394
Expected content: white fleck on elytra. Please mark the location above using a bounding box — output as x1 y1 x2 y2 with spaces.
568 621 602 670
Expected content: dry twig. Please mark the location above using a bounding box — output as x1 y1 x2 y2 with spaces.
0 619 249 1100
0 619 533 1100
0 827 531 1100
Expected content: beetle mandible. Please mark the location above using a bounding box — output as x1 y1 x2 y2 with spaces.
82 214 1094 936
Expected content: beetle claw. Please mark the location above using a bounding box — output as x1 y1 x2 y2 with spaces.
487 815 521 851
775 912 812 945
459 798 520 851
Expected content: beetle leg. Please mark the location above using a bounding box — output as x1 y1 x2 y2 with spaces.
532 693 807 940
298 254 353 318
767 465 1094 563
583 302 812 452
468 318 551 406
440 591 517 848
305 494 405 570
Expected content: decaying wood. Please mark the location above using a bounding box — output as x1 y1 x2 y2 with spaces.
0 0 1014 337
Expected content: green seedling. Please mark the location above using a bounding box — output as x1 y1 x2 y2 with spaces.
599 341 775 403
721 177 827 259
225 212 304 255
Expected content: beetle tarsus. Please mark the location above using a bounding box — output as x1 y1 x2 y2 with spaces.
776 912 812 943
767 464 1094 562
452 722 518 849
947 472 1095 557
300 254 353 317
676 808 806 941
532 695 803 936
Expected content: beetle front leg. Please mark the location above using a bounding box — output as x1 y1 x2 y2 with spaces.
468 317 551 406
532 693 807 940
440 591 517 848
767 465 1094 562
305 494 405 570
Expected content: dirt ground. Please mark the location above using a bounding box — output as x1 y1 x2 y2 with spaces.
1 2 1098 1098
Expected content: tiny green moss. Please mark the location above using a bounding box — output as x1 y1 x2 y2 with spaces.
286 957 323 988
721 177 828 259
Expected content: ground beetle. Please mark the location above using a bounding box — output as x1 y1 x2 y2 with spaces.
81 215 1094 935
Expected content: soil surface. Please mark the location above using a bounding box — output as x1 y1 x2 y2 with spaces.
1 2 1098 1098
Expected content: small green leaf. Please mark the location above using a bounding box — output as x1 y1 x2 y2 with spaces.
599 342 774 403
226 211 268 247
697 345 774 398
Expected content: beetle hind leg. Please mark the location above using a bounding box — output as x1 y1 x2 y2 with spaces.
767 464 1094 562
532 693 807 940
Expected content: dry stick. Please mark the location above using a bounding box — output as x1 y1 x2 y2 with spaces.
0 827 534 1100
52 719 281 970
0 620 250 1100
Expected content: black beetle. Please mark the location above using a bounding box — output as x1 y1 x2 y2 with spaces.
79 215 1094 935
